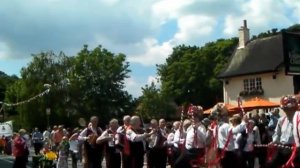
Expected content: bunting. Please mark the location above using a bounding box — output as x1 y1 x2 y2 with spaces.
0 88 50 107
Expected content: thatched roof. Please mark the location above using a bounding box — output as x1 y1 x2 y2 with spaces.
218 34 284 78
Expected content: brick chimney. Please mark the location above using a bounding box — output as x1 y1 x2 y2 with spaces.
238 20 250 49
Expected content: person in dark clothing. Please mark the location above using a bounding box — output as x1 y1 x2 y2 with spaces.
79 116 104 168
126 116 154 168
32 127 43 155
97 118 121 168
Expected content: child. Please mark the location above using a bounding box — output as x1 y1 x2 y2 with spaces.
57 136 70 168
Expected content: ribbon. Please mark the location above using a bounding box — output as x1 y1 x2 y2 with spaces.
282 144 297 168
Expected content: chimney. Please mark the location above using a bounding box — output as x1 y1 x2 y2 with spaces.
238 20 250 49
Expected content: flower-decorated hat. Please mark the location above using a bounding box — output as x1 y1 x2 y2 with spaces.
210 103 229 117
187 104 203 117
280 95 299 112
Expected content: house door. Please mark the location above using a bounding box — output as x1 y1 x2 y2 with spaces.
293 75 300 94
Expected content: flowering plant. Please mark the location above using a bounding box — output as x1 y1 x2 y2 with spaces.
39 151 57 168
44 151 57 160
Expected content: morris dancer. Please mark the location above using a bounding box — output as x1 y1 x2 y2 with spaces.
267 95 299 168
116 115 131 168
126 115 154 168
79 116 104 168
97 118 121 168
217 113 247 168
174 105 207 168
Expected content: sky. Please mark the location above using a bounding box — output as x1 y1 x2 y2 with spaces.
0 0 300 98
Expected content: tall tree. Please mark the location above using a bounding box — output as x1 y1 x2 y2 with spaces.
157 38 238 108
5 45 133 129
70 45 132 125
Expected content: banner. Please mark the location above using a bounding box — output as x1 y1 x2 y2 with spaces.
282 30 300 75
0 121 13 137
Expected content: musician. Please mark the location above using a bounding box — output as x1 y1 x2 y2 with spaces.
79 116 104 168
173 119 191 166
267 95 299 168
146 119 168 168
126 115 154 168
116 115 131 168
166 121 180 168
97 118 121 168
174 105 208 168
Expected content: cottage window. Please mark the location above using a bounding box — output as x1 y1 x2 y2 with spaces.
243 77 262 91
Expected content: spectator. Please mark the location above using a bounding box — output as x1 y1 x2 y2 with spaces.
57 136 70 168
0 135 6 154
69 128 80 168
12 129 29 168
32 127 43 155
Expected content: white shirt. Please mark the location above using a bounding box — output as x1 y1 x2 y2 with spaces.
218 122 247 151
235 127 261 152
273 116 294 145
78 127 102 141
126 128 146 151
167 132 175 145
43 130 50 140
69 140 79 152
185 124 207 150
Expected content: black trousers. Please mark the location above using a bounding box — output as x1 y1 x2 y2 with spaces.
255 147 267 168
122 152 131 168
105 151 121 168
13 155 28 168
147 147 167 168
86 149 103 168
266 147 300 168
33 142 43 155
241 151 255 168
174 148 205 168
220 150 238 168
168 147 180 168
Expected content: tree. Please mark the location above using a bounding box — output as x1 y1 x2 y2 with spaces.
136 82 177 121
4 51 72 129
69 45 133 125
157 38 238 108
5 45 134 129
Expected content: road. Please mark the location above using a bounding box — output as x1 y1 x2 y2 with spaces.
0 154 15 168
0 148 168 168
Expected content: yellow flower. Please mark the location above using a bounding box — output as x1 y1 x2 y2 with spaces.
44 151 57 161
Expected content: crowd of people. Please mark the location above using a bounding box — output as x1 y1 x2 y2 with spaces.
9 94 300 168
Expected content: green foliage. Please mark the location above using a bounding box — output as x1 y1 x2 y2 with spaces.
4 45 134 129
0 71 19 102
136 82 177 121
69 45 134 124
157 38 238 108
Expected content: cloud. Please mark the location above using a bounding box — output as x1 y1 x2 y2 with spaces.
127 38 173 66
0 0 157 59
124 77 142 98
172 15 217 44
0 41 11 59
224 0 294 36
147 75 160 86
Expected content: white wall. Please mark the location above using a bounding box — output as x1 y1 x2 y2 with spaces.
223 69 294 106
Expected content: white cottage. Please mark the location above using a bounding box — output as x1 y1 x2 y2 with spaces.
218 20 300 106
